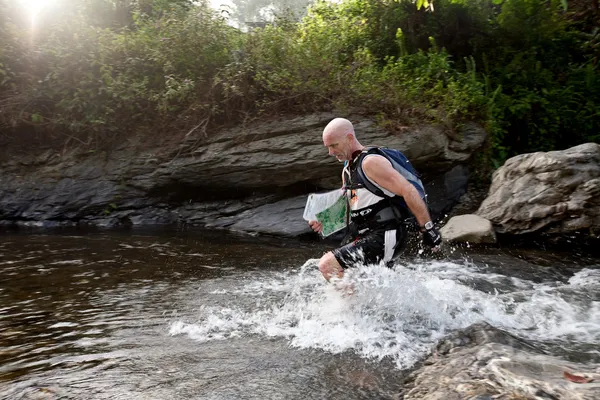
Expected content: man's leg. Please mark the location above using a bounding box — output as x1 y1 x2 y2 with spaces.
320 230 385 281
318 251 344 282
387 224 408 266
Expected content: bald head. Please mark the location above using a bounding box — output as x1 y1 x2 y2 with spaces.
323 118 355 141
322 118 363 161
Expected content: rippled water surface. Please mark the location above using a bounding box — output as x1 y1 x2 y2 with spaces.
0 230 599 399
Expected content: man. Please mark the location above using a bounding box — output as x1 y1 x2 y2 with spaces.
309 117 442 282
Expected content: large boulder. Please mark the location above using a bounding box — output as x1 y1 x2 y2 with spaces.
477 143 600 235
440 214 497 244
404 323 600 400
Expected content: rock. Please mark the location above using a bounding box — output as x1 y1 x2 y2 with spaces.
422 165 471 221
218 195 313 237
135 114 486 195
477 143 600 235
0 114 487 236
440 214 497 244
404 323 600 400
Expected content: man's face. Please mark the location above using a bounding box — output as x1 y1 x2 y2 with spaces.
323 133 349 162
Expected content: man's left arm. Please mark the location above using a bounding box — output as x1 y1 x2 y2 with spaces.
362 156 441 248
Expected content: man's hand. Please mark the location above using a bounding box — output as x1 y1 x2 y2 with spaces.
309 220 323 234
422 225 442 249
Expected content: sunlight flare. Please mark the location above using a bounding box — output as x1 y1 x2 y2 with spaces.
20 0 53 25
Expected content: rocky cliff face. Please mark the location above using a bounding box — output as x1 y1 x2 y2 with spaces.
0 113 487 236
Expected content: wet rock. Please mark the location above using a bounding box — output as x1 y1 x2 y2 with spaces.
213 195 312 237
423 165 471 221
477 143 600 235
0 114 486 235
440 214 497 244
404 323 600 400
133 114 485 194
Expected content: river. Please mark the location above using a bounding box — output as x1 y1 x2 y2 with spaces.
0 229 599 399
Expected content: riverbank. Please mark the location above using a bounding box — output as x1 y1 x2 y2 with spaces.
1 113 598 256
0 113 486 234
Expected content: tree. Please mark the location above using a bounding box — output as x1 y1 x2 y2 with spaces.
229 0 313 26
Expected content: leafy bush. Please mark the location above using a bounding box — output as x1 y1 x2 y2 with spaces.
478 0 600 162
1 0 598 168
1 1 237 140
215 0 486 128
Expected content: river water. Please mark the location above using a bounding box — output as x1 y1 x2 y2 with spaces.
0 230 599 399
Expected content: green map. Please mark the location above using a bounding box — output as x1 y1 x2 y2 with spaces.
315 194 347 237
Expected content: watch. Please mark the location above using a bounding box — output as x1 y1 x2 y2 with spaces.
423 221 434 231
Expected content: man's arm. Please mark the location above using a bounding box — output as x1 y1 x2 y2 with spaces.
361 155 431 227
362 155 442 249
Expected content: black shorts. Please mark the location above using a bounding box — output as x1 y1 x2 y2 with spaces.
332 223 407 269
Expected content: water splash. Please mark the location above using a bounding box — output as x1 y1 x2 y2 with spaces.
169 259 600 369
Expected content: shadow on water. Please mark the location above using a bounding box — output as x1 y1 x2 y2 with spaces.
0 228 598 399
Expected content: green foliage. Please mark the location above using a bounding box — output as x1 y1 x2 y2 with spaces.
213 0 485 125
348 48 487 125
229 0 314 26
0 0 598 169
478 0 600 162
334 0 600 164
1 2 237 138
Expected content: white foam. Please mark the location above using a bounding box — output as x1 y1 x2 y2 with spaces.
49 322 79 328
49 260 84 265
569 268 600 286
169 259 600 369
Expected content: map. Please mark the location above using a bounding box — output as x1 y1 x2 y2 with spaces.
303 189 348 237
